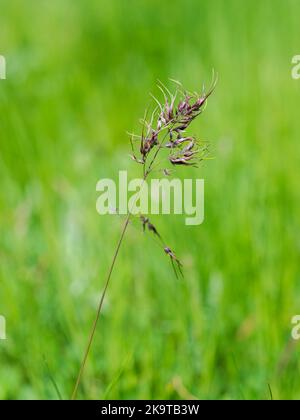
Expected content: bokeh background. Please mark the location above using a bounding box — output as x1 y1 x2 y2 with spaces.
1 0 300 400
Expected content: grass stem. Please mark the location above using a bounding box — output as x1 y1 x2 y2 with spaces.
71 214 131 400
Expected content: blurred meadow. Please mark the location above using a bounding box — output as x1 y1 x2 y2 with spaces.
1 0 300 400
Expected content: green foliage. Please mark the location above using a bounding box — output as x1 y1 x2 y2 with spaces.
1 0 300 400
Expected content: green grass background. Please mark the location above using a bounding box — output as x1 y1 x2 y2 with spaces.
1 0 300 400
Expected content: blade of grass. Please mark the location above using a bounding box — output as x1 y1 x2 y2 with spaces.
43 356 63 400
